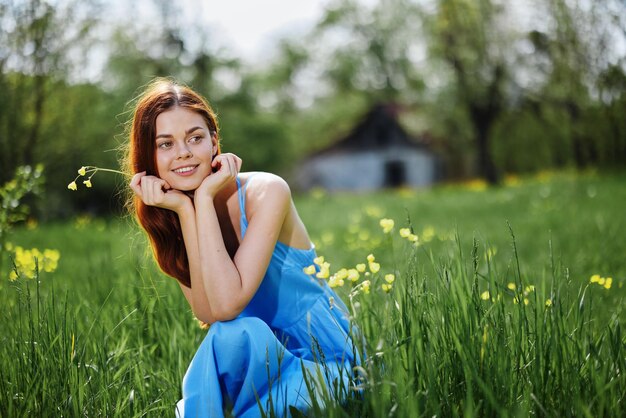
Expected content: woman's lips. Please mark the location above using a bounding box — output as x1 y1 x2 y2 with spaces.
172 165 199 176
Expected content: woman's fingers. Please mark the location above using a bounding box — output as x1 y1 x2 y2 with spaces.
216 153 240 178
130 172 145 195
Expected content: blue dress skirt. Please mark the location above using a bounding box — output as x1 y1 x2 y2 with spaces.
176 177 359 417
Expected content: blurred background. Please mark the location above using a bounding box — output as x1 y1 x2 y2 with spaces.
1 0 625 218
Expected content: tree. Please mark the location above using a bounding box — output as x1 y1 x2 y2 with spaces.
426 0 509 184
0 0 99 184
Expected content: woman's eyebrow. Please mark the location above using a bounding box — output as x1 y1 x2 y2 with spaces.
155 126 204 140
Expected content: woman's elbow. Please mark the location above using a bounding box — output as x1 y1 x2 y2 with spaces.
210 300 247 322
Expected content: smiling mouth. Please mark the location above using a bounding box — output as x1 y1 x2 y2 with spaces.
173 165 198 174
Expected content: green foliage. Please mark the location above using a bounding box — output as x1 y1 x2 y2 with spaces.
1 172 625 416
1 0 625 217
0 165 44 246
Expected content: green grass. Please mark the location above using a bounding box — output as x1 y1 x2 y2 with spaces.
1 170 625 416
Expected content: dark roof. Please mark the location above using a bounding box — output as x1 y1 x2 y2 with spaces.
312 103 427 157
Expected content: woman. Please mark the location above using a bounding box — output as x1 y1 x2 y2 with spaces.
126 78 359 417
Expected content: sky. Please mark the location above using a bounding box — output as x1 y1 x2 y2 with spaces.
189 0 330 63
108 0 334 65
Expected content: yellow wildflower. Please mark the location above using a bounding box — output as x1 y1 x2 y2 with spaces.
381 283 392 293
335 268 348 280
379 218 394 233
545 299 552 307
328 275 345 288
480 291 490 301
407 234 418 243
524 285 535 293
422 227 435 242
384 274 395 284
303 265 316 275
313 256 325 266
9 270 18 281
356 263 366 273
590 274 600 283
362 280 371 294
399 228 411 238
365 205 382 218
604 277 612 289
316 262 330 279
369 262 380 274
347 269 359 282
598 277 606 286
367 254 375 263
524 298 529 305
83 179 92 188
67 181 77 191
78 166 87 176
41 249 60 273
507 282 516 291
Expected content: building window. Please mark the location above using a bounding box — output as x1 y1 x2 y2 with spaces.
384 160 406 187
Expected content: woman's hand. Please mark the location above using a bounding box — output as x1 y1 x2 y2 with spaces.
195 153 243 201
130 172 192 213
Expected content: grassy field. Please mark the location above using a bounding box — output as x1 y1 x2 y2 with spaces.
1 170 625 417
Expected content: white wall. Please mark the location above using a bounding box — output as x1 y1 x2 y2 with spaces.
297 146 435 191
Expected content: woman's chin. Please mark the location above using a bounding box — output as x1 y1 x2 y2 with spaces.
169 179 202 193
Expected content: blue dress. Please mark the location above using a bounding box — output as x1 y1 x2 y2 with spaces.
176 176 359 417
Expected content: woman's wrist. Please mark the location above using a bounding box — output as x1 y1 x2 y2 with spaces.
175 198 195 217
194 188 217 204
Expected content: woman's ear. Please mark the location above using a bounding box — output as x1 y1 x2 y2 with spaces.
211 131 219 156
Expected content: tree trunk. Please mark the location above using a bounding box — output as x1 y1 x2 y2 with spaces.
24 74 46 165
471 105 500 184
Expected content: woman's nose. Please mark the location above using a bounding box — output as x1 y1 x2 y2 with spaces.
177 144 192 159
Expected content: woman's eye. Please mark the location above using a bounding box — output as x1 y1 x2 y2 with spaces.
189 136 203 144
158 141 172 149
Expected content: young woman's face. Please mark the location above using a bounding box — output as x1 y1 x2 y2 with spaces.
154 107 216 191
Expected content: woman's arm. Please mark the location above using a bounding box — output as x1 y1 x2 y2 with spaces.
130 172 217 323
176 204 217 323
192 171 291 322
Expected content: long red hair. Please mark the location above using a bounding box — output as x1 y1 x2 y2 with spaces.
124 78 220 288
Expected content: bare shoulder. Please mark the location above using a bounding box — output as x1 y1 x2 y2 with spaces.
242 172 291 199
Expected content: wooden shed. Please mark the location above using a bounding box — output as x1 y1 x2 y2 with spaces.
296 103 439 191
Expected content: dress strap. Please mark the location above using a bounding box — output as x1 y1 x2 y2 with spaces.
237 174 258 236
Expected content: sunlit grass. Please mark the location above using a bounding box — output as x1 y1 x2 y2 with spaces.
1 171 624 416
